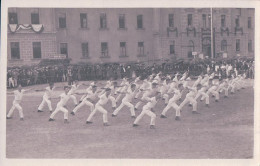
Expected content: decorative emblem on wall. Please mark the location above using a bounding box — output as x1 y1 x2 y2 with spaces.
167 27 178 37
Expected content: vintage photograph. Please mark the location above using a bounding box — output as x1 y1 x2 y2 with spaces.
4 7 255 159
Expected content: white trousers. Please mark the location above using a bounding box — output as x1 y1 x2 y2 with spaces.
108 95 117 108
134 105 156 125
86 104 108 123
8 78 14 87
73 99 94 113
7 100 24 118
195 91 209 104
50 103 69 120
179 96 197 111
205 89 219 100
161 101 181 116
38 96 53 111
162 94 169 104
113 98 135 116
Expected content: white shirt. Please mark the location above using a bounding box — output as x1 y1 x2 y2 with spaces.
144 97 157 109
14 90 25 101
58 93 71 106
97 93 109 105
69 84 80 94
86 90 98 101
123 88 136 102
169 89 181 102
44 86 55 98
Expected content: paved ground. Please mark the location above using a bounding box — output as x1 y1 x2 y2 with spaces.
6 80 254 158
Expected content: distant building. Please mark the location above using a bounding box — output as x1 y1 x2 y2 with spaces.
7 8 254 66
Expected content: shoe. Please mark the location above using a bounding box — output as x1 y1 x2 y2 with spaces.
38 110 43 112
86 121 93 124
188 104 192 107
133 124 139 127
175 116 180 121
79 101 82 104
74 104 78 108
211 95 215 98
103 123 109 126
71 112 75 115
64 119 69 123
50 111 53 113
20 118 24 121
150 125 155 129
134 108 138 111
112 107 116 110
48 118 54 121
160 114 167 118
224 96 228 98
205 104 209 107
112 114 117 117
6 117 12 119
200 100 203 102
192 111 200 114
215 100 219 102
131 116 136 118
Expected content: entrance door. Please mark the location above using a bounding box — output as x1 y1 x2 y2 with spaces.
202 37 211 58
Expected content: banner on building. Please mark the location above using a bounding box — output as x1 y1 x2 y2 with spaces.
223 53 227 58
8 24 44 33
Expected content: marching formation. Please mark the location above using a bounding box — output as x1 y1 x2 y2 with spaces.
6 71 247 129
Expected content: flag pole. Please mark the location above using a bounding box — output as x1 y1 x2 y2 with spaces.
211 8 214 58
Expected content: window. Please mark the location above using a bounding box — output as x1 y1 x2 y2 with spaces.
170 41 175 55
33 42 41 59
208 14 211 28
236 8 241 16
119 14 126 29
60 43 68 57
236 39 240 52
221 40 227 52
248 40 253 52
100 13 107 29
81 43 89 57
101 42 108 57
188 40 194 58
58 13 66 28
202 14 206 28
120 42 127 57
8 12 18 24
248 17 252 29
221 15 226 27
188 14 192 26
235 16 240 27
10 42 20 59
31 9 40 24
80 13 87 28
137 15 143 29
168 14 174 27
138 42 144 56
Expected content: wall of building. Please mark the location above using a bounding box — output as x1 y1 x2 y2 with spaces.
7 8 255 67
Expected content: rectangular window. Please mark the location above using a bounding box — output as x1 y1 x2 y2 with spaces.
31 9 40 24
119 14 126 29
208 14 211 28
8 12 18 24
235 16 240 27
221 15 226 27
58 13 66 28
33 42 41 59
80 13 87 28
248 17 252 29
236 39 240 52
248 40 253 52
188 14 192 26
202 14 206 28
101 42 108 57
137 15 143 29
100 13 107 29
168 14 174 27
10 42 20 59
60 43 68 57
120 42 126 57
81 43 89 57
138 42 144 56
170 41 175 55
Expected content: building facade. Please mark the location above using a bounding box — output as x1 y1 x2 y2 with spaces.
7 8 255 66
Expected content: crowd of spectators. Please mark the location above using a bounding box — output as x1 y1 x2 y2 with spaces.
7 58 254 88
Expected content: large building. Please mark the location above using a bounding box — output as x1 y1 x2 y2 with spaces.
7 8 255 66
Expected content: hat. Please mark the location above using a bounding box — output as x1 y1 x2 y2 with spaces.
152 80 158 85
105 88 111 91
